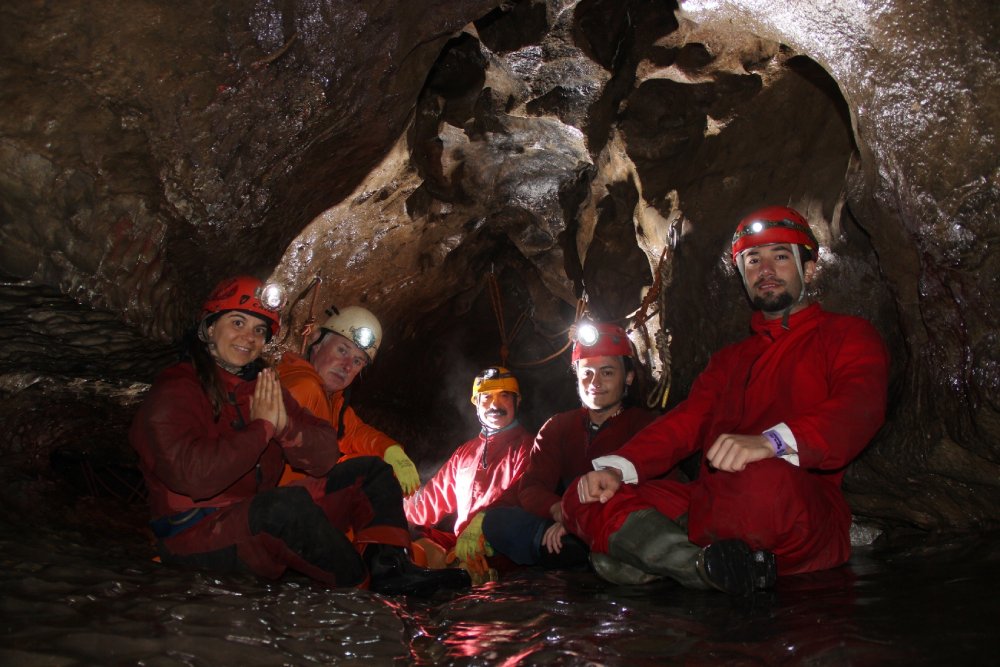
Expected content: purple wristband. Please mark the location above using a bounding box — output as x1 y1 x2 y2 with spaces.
763 430 787 457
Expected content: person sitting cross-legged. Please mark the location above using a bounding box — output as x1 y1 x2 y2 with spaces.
564 206 890 595
405 367 534 578
482 323 667 571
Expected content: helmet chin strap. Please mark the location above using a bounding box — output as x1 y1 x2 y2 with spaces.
779 245 808 329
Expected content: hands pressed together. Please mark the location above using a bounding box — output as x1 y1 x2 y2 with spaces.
250 368 288 434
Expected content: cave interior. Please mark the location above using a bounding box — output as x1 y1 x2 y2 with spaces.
1 0 998 571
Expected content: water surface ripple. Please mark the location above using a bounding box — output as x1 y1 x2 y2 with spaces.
1 526 997 665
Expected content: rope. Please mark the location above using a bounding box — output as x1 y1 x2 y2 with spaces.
487 272 511 366
637 245 674 410
488 270 589 369
297 276 322 356
507 297 587 368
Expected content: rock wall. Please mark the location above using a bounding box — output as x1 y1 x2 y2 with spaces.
0 0 997 532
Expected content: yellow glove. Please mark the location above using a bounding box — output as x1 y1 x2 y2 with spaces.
454 512 494 565
384 444 419 496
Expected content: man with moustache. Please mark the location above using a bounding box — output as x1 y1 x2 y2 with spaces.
565 206 890 595
480 323 663 569
404 367 534 573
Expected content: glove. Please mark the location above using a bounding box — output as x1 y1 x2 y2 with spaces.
454 512 494 565
384 444 420 496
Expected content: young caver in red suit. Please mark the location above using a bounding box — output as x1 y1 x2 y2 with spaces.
405 367 534 557
481 323 664 569
564 206 890 595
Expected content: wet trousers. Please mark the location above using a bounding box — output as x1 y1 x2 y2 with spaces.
158 457 410 586
561 458 852 575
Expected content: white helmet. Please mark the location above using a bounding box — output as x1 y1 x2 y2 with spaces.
320 305 383 363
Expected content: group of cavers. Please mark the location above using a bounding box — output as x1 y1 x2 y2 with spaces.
130 205 890 597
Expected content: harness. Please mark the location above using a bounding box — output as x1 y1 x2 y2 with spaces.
149 507 218 539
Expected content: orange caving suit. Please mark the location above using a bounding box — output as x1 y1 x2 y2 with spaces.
277 352 397 486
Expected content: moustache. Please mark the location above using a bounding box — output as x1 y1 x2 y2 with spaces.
485 408 508 417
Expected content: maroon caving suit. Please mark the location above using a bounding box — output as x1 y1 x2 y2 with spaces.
519 406 661 520
130 362 408 586
562 304 890 575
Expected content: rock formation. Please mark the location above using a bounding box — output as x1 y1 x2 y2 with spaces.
1 0 997 534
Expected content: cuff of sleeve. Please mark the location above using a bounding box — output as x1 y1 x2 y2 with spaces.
255 419 276 441
765 422 799 467
592 455 638 484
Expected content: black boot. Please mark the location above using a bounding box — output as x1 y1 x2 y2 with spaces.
538 533 591 571
696 540 777 596
364 544 471 597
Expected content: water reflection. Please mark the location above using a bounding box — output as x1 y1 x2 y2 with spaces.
1 525 997 665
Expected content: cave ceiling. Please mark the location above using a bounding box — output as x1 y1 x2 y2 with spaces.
0 0 998 533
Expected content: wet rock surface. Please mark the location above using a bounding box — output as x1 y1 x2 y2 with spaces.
1 522 997 665
2 0 997 531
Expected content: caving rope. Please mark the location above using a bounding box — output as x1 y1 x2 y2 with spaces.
630 241 674 410
294 276 323 356
487 270 586 368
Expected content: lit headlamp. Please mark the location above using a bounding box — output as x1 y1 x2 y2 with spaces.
731 218 817 250
257 282 287 311
575 322 600 346
478 367 514 381
352 326 376 350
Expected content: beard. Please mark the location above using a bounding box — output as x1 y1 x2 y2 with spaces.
752 290 794 313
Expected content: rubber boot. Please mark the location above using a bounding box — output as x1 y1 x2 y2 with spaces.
696 540 777 595
364 544 471 597
590 552 662 585
606 509 776 595
537 533 591 571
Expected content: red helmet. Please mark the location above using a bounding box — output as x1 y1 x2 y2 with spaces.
572 321 633 362
200 275 280 339
731 206 818 263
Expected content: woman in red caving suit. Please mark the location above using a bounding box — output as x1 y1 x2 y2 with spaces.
129 275 467 596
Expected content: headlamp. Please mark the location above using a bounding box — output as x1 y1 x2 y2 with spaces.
576 322 600 346
481 367 500 380
258 282 287 311
353 326 376 350
732 218 814 247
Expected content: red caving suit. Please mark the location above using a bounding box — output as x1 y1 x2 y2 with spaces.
562 304 889 575
130 362 367 583
404 424 534 548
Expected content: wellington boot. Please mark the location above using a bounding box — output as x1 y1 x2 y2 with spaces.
606 509 709 589
365 544 471 597
590 552 663 585
695 539 777 596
